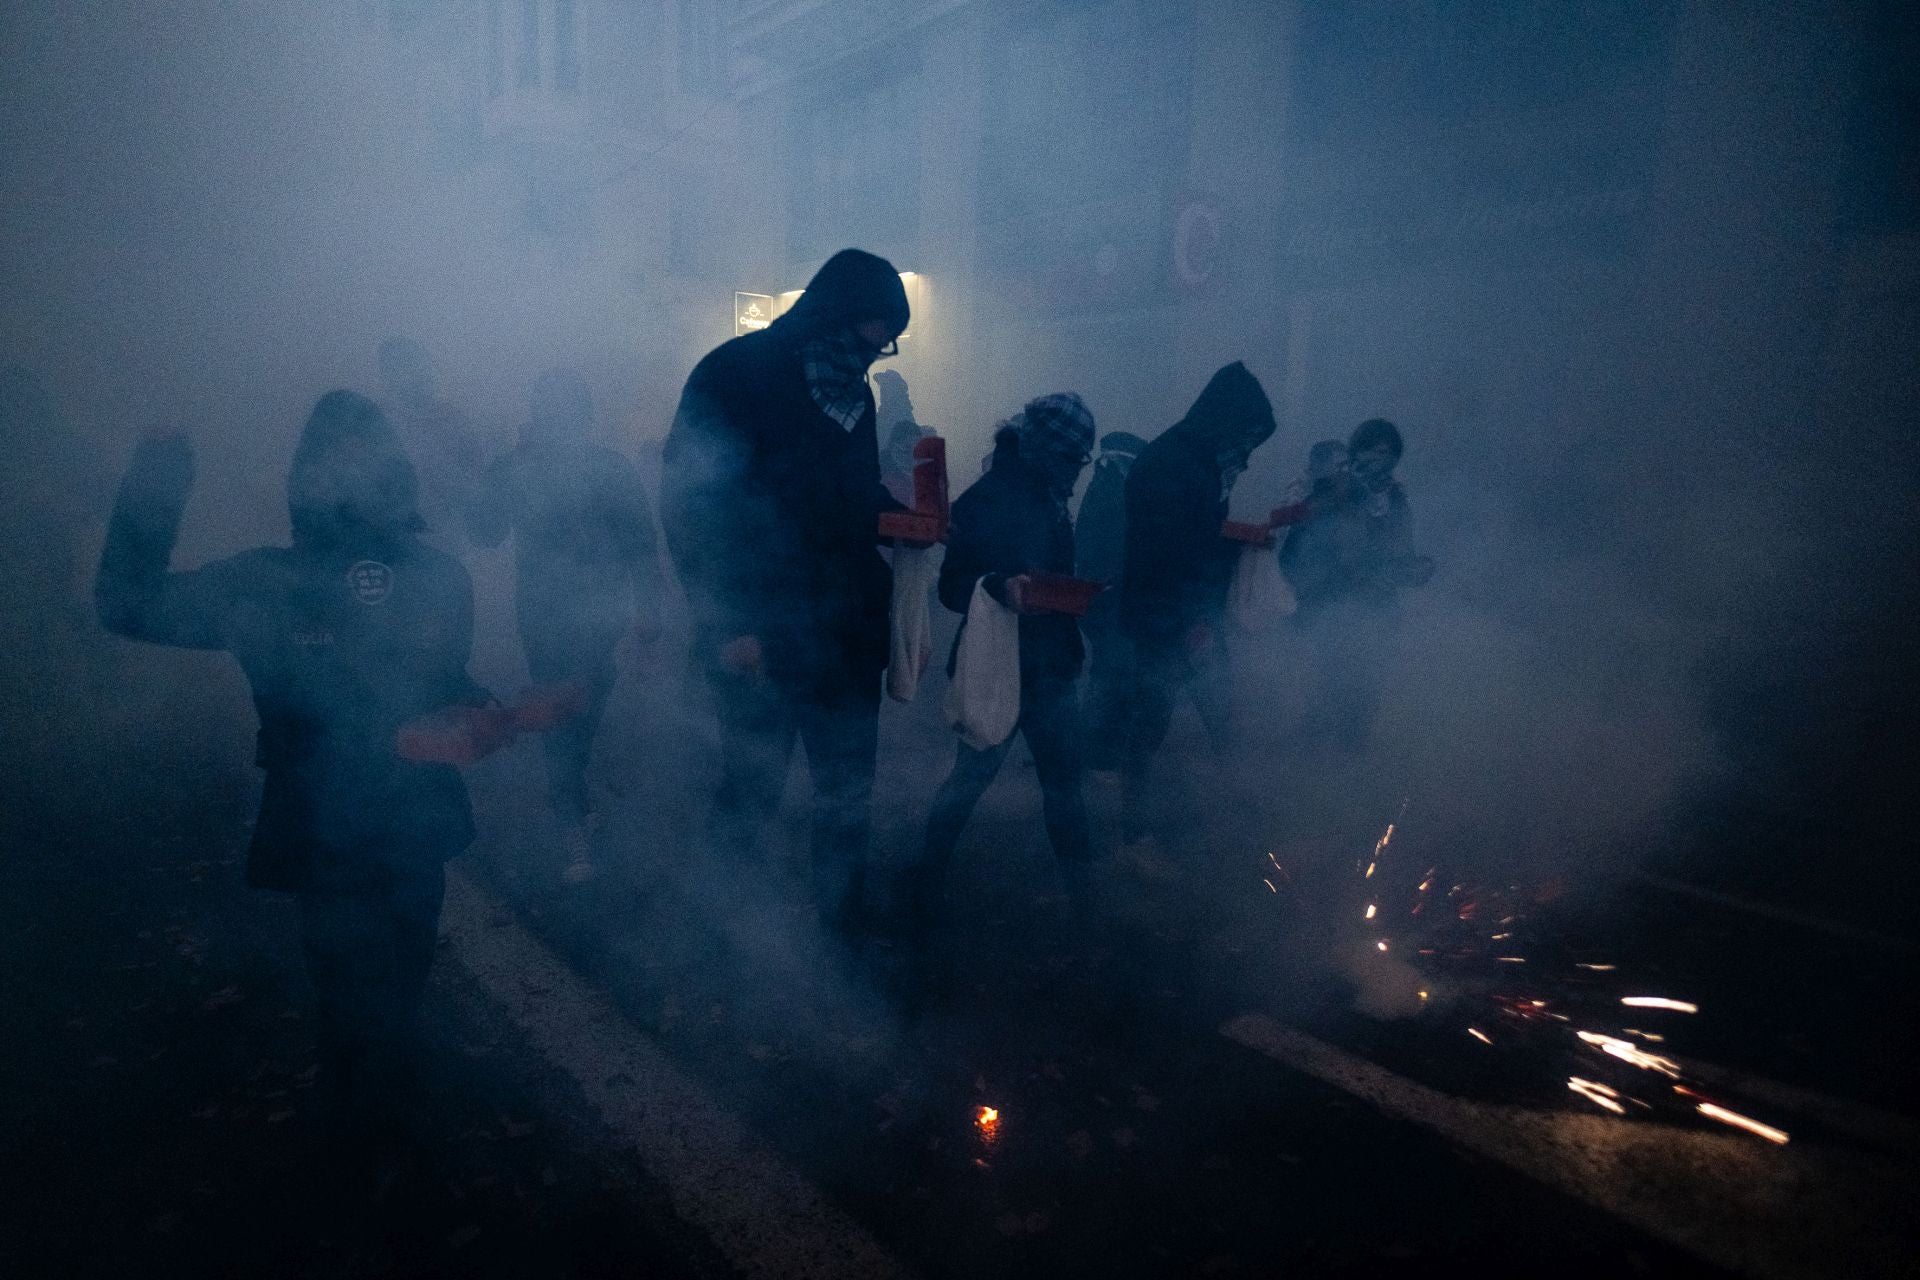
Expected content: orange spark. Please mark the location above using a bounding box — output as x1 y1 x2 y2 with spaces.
1569 1077 1626 1115
1696 1102 1788 1145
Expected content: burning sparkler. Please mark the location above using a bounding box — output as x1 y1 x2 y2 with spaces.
1576 1030 1681 1077
1693 1100 1789 1145
1568 1076 1626 1115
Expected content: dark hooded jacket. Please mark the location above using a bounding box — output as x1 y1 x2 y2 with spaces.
1279 480 1416 619
1074 432 1143 639
661 249 910 690
1120 363 1275 647
938 432 1084 684
95 392 489 894
468 379 662 649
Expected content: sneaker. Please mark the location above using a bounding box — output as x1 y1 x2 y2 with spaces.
1117 835 1181 884
560 823 596 885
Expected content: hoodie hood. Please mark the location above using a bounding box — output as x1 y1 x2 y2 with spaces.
1172 361 1275 457
287 390 425 550
773 249 911 343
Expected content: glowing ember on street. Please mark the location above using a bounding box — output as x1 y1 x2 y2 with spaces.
1495 956 1526 963
1577 1030 1681 1076
1575 963 1617 972
1467 1027 1492 1045
1568 1077 1626 1115
1621 997 1698 1013
978 1106 999 1127
1621 1028 1665 1042
1365 862 1376 878
1263 878 1277 893
1365 904 1377 920
1375 940 1389 952
1694 1101 1789 1144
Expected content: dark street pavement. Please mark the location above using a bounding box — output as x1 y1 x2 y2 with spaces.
6 634 1912 1280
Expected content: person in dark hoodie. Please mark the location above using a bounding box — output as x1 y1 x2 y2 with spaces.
661 248 911 935
95 391 489 1143
908 394 1097 930
1117 362 1275 871
468 368 664 884
1074 429 1146 772
1280 417 1430 754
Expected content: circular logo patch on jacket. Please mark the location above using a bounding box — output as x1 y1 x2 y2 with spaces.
346 560 394 604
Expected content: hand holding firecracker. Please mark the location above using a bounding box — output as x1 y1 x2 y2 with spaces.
878 435 949 547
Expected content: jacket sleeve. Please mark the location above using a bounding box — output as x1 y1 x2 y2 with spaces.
936 488 985 615
1123 452 1222 634
94 437 239 651
660 361 777 644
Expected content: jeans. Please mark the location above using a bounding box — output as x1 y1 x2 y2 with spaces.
919 676 1091 904
522 621 620 826
1081 619 1135 772
707 668 880 930
298 863 445 1115
1121 635 1233 843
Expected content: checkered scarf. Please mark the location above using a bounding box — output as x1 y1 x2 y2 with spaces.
799 330 873 432
1016 392 1096 505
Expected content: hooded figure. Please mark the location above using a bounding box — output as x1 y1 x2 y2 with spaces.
661 248 910 934
468 369 664 881
1282 418 1429 755
1116 362 1275 860
909 393 1096 933
96 391 489 1127
378 337 482 547
1075 429 1147 771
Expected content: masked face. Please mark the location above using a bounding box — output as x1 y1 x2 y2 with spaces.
291 435 417 534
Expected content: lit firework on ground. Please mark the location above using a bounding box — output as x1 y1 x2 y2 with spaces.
1257 801 1791 1147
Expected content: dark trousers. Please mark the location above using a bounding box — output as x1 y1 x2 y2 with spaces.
522 621 620 826
298 864 445 1118
1295 604 1396 755
1081 619 1134 772
708 669 880 930
1121 636 1233 842
920 675 1091 895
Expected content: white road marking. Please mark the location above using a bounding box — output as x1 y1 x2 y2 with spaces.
1220 1012 1915 1280
441 868 918 1280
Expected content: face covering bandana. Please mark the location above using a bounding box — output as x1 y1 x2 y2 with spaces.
800 329 875 432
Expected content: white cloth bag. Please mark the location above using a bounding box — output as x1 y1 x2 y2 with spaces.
943 578 1021 750
1229 544 1296 633
886 545 938 703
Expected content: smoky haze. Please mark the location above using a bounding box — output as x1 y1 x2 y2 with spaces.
2 0 1915 1036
